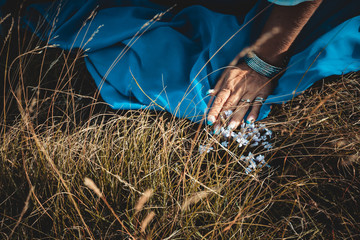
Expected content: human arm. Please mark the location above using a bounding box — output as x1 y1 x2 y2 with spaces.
207 0 323 130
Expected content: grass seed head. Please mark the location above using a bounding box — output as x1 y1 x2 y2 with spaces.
84 177 103 198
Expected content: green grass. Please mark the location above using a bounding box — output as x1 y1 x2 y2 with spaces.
1 7 360 240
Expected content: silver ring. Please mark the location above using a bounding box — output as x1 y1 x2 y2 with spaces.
240 99 251 103
206 89 215 95
254 97 265 104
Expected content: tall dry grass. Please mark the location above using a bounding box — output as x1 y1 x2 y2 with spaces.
1 3 360 239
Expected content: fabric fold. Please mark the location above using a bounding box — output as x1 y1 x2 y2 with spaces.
19 0 360 122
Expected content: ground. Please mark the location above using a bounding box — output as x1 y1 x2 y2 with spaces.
1 5 360 240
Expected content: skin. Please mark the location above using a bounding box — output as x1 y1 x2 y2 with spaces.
207 0 323 130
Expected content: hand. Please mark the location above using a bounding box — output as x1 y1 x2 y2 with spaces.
207 62 275 130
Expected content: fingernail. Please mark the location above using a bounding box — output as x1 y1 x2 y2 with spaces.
245 120 251 124
213 125 220 135
247 116 254 123
208 116 215 125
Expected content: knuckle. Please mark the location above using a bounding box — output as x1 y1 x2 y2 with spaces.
234 106 248 117
214 90 230 103
214 96 225 105
221 88 231 95
209 104 222 113
224 101 236 109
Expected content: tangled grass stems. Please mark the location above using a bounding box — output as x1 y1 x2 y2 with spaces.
1 3 360 239
1 93 360 238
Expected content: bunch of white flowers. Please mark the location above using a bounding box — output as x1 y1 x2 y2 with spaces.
199 121 273 174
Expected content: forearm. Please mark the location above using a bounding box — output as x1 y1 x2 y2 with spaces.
208 0 324 127
255 0 322 66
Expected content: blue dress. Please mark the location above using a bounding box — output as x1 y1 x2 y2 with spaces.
4 0 360 122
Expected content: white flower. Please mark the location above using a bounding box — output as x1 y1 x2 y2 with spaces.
249 159 257 169
247 132 254 137
237 138 249 148
264 144 272 150
199 145 213 154
246 122 255 129
245 167 252 174
258 159 270 168
222 129 231 138
245 152 254 163
224 110 233 118
252 136 261 142
258 161 264 168
265 129 273 138
235 134 243 142
255 154 265 162
201 120 273 172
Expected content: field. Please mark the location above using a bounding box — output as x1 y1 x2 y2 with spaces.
1 4 360 239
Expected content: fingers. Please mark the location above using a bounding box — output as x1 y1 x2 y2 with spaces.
222 95 241 114
207 70 243 125
207 89 231 125
206 63 273 129
227 96 253 130
208 70 229 97
246 98 264 123
206 72 227 126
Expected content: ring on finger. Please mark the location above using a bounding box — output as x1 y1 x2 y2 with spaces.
254 97 265 104
240 99 251 103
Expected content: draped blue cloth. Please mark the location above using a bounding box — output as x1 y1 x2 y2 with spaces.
17 0 360 122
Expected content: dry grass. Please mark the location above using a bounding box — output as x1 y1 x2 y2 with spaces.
1 5 360 240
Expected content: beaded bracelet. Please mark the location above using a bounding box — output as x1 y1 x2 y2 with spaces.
243 52 284 78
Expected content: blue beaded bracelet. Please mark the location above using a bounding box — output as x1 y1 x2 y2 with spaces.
243 52 284 78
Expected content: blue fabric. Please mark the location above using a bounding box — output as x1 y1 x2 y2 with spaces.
23 0 360 123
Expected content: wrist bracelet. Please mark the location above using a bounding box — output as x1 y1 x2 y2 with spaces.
243 52 284 78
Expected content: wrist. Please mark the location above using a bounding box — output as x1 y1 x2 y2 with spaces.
242 51 286 79
254 49 289 67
